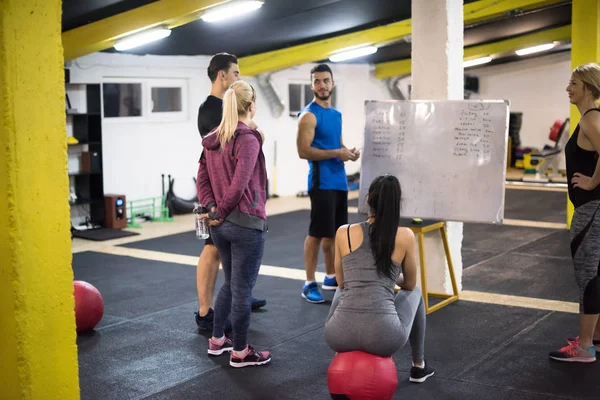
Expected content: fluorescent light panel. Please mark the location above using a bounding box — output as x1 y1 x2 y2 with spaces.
463 56 492 68
201 1 264 23
515 42 555 56
329 46 378 62
114 27 171 51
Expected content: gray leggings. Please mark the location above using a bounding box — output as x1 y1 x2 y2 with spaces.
324 286 426 360
210 221 265 351
570 200 600 314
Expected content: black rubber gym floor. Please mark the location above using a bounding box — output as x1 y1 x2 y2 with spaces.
75 188 600 400
73 250 599 400
120 210 560 271
348 187 568 224
119 209 366 270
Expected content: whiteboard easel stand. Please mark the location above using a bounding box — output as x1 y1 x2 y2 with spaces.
395 220 459 314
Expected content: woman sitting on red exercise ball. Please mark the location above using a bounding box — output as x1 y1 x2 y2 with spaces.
324 174 434 383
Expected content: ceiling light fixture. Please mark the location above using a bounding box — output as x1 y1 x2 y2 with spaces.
463 56 493 68
515 42 556 56
201 1 264 23
114 27 171 51
329 46 378 62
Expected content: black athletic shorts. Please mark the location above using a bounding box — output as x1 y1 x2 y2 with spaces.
308 189 348 238
205 235 214 246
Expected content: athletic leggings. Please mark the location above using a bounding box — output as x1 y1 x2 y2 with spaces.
570 200 600 314
210 221 265 351
324 286 426 360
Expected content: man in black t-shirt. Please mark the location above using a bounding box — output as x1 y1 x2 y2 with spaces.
197 93 223 138
195 53 267 331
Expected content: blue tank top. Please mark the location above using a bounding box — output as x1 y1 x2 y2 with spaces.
300 101 348 192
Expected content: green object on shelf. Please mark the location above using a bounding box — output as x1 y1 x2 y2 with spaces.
127 196 173 228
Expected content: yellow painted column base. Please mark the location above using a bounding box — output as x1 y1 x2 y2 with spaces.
0 0 80 398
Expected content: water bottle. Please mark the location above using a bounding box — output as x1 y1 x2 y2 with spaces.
193 203 210 240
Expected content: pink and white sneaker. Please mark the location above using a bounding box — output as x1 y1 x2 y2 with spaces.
566 336 600 351
230 345 271 368
208 336 233 356
549 340 596 363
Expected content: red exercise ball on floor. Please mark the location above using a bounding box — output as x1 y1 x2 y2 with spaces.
73 280 104 333
328 351 398 400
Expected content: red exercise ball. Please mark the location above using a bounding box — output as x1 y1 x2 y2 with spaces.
328 351 398 400
73 280 104 333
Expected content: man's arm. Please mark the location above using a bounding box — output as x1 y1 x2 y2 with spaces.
340 133 360 162
248 120 265 144
297 112 352 161
196 151 216 210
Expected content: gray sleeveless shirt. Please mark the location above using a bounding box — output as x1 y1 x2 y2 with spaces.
334 221 403 315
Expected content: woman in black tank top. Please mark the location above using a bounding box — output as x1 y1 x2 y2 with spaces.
565 106 600 206
549 63 600 363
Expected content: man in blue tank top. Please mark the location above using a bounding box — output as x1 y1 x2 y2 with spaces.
296 64 360 303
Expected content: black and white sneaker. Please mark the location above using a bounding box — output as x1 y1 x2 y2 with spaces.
195 309 214 331
230 346 272 368
195 308 232 333
409 362 435 383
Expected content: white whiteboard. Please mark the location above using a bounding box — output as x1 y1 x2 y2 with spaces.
358 100 509 223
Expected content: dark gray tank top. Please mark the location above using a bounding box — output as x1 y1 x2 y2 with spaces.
335 221 403 315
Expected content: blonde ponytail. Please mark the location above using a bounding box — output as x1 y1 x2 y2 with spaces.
214 80 256 148
215 88 239 148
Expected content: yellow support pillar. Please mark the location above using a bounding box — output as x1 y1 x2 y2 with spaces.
568 0 600 227
0 0 80 399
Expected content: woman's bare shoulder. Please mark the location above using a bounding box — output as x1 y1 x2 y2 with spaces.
395 227 415 244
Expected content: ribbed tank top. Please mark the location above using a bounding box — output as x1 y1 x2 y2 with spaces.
565 108 600 208
335 221 403 315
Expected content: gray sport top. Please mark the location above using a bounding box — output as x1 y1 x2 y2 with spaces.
334 221 403 315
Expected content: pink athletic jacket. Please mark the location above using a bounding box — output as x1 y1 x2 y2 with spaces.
196 121 268 231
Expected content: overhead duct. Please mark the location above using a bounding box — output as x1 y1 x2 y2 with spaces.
385 77 407 100
255 73 285 118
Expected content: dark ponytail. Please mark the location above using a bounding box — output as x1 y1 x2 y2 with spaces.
367 174 401 279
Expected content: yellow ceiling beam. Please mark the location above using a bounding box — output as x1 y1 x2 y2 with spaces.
62 0 231 61
375 24 571 79
464 24 571 59
238 0 565 76
463 0 565 24
240 19 412 76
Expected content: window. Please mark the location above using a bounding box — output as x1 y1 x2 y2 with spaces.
147 79 187 121
288 82 337 117
102 83 142 118
288 84 302 115
102 78 188 122
151 87 182 112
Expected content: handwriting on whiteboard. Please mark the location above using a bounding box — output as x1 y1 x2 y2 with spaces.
359 100 509 223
